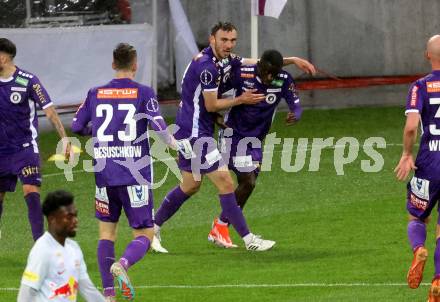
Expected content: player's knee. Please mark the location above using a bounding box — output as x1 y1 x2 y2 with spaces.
182 182 201 195
99 223 117 241
218 176 234 193
244 175 257 191
133 228 154 241
22 184 39 197
409 214 427 223
99 232 117 242
238 173 256 192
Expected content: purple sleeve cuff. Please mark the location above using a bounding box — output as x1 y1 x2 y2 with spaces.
71 120 92 136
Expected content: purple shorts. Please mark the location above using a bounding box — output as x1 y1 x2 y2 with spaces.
95 185 154 229
406 175 440 222
177 137 226 175
219 129 262 174
0 147 41 192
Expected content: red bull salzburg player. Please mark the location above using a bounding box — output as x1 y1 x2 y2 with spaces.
17 191 104 302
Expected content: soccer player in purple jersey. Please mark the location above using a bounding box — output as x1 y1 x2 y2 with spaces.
152 22 280 252
0 38 70 241
207 49 303 248
71 43 176 301
395 35 440 301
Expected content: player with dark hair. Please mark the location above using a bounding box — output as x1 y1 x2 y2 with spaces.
0 38 70 241
17 190 104 302
208 49 302 247
151 21 314 253
152 21 279 253
71 42 177 301
395 34 440 301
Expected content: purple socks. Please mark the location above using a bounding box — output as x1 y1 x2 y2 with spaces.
98 237 150 297
25 192 44 241
155 186 190 226
219 193 249 237
408 220 426 251
97 240 115 297
120 236 150 270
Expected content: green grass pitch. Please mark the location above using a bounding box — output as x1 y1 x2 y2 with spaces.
0 106 434 301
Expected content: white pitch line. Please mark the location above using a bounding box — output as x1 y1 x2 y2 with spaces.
0 282 431 291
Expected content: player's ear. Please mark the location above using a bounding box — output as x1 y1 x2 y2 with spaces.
132 61 137 73
111 61 116 71
209 34 215 45
426 51 431 61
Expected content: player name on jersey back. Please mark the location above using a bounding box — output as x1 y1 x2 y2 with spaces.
428 139 440 151
94 145 143 159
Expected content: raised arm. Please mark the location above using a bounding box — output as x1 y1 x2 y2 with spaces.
242 56 316 75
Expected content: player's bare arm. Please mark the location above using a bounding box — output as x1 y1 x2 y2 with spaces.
394 112 419 181
203 89 264 112
43 106 71 158
242 56 316 75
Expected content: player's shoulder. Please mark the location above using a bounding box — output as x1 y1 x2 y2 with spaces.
29 233 52 256
16 68 37 80
66 238 82 251
87 80 114 95
14 68 38 87
277 69 292 81
195 48 217 70
415 73 438 87
268 70 291 88
133 81 156 96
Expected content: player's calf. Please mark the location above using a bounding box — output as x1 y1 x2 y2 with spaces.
235 171 257 209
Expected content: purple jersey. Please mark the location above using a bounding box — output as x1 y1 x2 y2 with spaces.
201 47 243 95
175 47 243 139
225 65 301 140
406 70 440 180
0 67 53 155
72 78 165 187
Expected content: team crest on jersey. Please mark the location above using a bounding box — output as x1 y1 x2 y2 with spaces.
146 97 159 112
200 69 213 85
265 93 277 104
427 81 440 93
10 92 22 104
